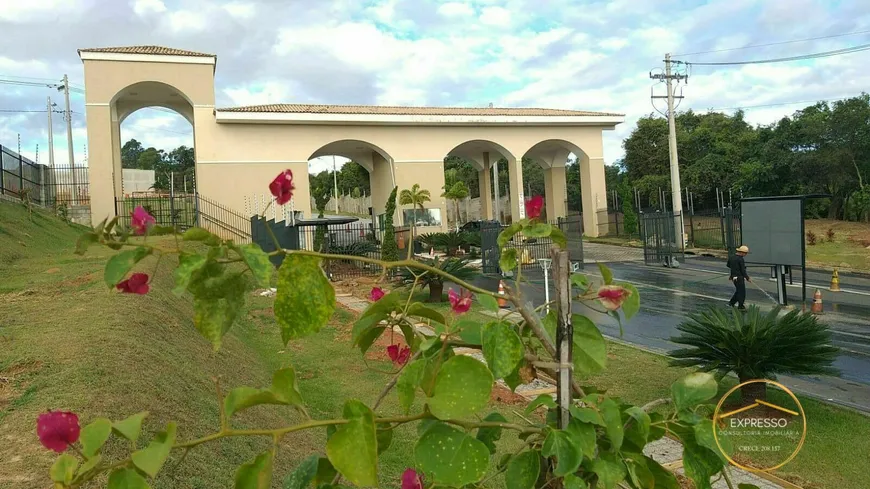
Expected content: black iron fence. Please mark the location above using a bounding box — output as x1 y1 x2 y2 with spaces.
115 194 253 243
1 143 89 209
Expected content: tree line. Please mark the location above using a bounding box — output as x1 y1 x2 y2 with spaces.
121 139 195 192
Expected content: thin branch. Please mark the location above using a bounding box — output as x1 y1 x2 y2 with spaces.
640 398 671 412
373 350 423 410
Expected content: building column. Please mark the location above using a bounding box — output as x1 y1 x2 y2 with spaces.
478 152 493 220
84 104 116 225
544 166 567 221
506 157 525 222
369 151 394 225
580 155 608 237
110 111 123 199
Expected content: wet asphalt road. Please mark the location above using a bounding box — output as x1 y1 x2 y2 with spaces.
470 253 870 412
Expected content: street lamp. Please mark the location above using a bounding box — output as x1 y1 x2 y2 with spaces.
538 258 552 314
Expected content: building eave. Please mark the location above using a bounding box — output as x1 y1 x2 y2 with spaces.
213 111 625 127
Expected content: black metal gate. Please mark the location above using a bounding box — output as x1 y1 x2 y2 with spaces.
558 215 584 270
723 207 742 258
481 222 502 274
641 212 684 267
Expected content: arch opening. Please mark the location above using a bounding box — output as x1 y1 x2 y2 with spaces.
443 139 517 227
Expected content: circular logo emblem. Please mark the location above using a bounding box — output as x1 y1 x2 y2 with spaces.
712 379 807 472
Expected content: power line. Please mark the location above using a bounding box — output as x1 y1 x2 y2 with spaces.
674 28 870 57
682 42 870 66
0 78 85 93
709 95 858 112
0 109 66 113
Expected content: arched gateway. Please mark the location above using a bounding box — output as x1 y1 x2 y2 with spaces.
79 45 623 236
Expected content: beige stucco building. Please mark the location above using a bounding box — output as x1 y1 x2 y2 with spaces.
78 46 623 236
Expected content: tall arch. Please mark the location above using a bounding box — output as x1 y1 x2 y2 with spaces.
445 139 517 223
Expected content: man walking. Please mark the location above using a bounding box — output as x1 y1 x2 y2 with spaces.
727 245 751 310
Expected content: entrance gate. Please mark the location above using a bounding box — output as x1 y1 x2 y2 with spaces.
481 222 502 274
480 218 584 275
640 212 684 267
558 215 584 271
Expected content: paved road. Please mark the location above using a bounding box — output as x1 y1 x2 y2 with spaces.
471 246 870 413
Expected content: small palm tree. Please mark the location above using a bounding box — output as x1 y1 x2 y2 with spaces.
442 181 469 231
395 256 478 302
670 306 839 403
399 184 432 237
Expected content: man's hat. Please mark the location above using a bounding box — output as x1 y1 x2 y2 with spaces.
736 245 749 253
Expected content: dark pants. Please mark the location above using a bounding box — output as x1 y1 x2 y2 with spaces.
729 277 746 308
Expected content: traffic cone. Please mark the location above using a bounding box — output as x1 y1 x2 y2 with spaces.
830 269 841 292
497 280 508 308
811 289 823 314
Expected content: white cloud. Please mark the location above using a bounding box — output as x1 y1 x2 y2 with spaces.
167 10 207 32
223 1 255 19
0 0 86 23
132 0 166 16
479 6 511 26
223 82 293 106
437 2 475 17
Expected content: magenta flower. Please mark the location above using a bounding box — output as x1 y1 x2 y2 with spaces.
369 287 386 302
448 288 472 314
401 469 424 489
269 170 296 205
525 195 544 219
36 411 80 453
117 273 150 295
130 206 155 236
597 285 631 311
387 344 411 366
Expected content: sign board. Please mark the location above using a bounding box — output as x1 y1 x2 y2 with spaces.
740 199 803 266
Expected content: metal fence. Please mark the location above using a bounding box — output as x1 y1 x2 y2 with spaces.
1 143 89 210
115 193 254 243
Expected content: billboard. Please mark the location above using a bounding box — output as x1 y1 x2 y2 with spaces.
740 199 803 266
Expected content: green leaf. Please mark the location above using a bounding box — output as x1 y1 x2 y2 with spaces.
476 412 509 454
193 273 248 350
314 457 338 486
563 473 589 489
694 420 731 463
173 252 208 295
224 367 305 419
500 248 518 272
624 406 651 447
600 398 624 451
456 318 483 345
569 406 605 426
76 454 102 478
93 217 108 236
504 450 541 489
598 263 613 285
427 355 493 419
681 432 723 489
542 429 582 477
107 468 151 489
498 223 522 247
112 412 148 443
406 303 446 325
376 423 394 454
588 453 627 489
104 247 151 288
235 243 274 288
570 273 589 290
182 227 214 241
477 293 500 312
738 485 762 489
130 422 176 478
414 423 489 486
235 451 274 489
572 314 607 376
281 455 318 489
50 453 79 484
524 394 557 415
75 232 99 255
645 457 679 489
275 254 335 343
671 372 718 411
482 321 524 379
618 283 640 320
550 227 567 248
623 452 655 489
524 222 552 238
326 400 378 487
80 418 112 458
565 418 596 459
397 359 426 414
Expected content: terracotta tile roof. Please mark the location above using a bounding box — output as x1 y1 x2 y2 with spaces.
215 103 623 117
78 46 215 57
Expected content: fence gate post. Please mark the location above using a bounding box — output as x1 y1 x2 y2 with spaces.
18 150 24 193
552 248 573 429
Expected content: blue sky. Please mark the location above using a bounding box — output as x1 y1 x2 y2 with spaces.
1 0 869 174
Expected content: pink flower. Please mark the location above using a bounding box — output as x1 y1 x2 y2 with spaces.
525 195 544 219
370 287 386 302
36 411 80 453
448 288 472 314
387 345 411 366
401 469 424 489
597 285 631 311
269 170 296 205
130 206 155 236
117 273 150 295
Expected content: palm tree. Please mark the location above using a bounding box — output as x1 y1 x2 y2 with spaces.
442 181 469 231
399 184 432 237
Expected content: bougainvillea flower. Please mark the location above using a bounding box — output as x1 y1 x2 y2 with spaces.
116 273 150 295
369 287 386 302
269 169 296 205
387 344 411 366
597 285 631 311
525 195 544 219
36 411 80 453
401 468 424 489
448 288 472 314
130 206 155 236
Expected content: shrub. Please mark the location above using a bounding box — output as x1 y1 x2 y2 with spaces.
418 231 472 256
381 187 399 262
395 256 478 302
826 228 835 242
670 306 839 403
806 230 817 245
330 241 379 257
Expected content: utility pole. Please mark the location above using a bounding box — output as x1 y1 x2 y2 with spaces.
332 155 339 213
650 54 688 246
47 97 55 168
59 75 76 204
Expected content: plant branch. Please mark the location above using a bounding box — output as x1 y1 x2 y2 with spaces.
373 350 423 410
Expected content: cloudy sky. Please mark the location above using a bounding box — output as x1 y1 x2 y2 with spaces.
1 0 869 175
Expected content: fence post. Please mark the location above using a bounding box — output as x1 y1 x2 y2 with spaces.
688 213 695 247
0 145 4 195
552 248 573 429
18 150 24 194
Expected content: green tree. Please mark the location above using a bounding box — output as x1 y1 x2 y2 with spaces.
337 161 371 195
312 186 332 252
444 156 479 198
620 182 638 235
442 181 469 230
381 187 399 262
137 147 165 172
121 139 144 169
399 184 432 235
